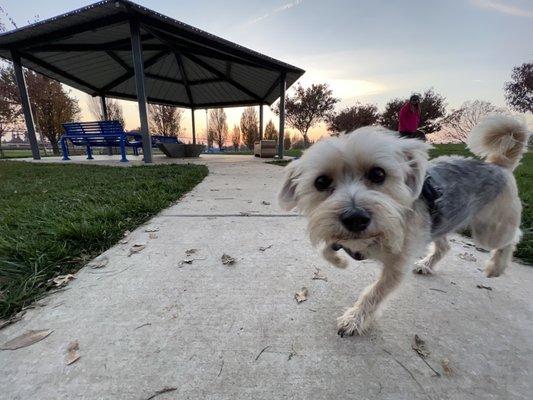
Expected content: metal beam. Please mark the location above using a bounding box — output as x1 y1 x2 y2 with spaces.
105 50 130 72
101 95 113 156
277 73 286 159
259 105 264 140
18 51 100 93
11 50 40 160
191 109 196 145
263 75 282 101
140 24 263 102
27 34 154 52
100 50 169 93
130 19 152 164
174 52 193 105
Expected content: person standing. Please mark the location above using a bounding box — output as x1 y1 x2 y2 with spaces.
398 94 426 141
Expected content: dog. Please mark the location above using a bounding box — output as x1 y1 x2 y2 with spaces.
278 115 529 336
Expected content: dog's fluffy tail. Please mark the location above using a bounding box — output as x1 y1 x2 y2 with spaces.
467 115 529 171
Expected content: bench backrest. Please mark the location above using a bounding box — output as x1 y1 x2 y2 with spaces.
63 121 124 136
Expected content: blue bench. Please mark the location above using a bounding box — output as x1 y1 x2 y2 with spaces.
60 121 180 162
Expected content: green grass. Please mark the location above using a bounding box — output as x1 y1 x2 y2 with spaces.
0 161 208 319
269 143 532 264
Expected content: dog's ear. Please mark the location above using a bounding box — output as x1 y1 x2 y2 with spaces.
400 139 431 197
278 160 301 210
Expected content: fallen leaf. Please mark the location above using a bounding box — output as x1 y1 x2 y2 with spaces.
144 387 178 400
0 312 24 330
185 249 198 256
149 233 158 239
50 274 76 287
0 329 53 350
178 257 206 267
411 334 430 358
441 358 453 376
259 245 273 252
123 230 131 237
294 287 308 303
221 254 236 265
144 227 160 233
65 340 81 365
128 243 146 256
89 256 108 269
457 252 477 262
261 201 271 205
312 268 328 281
476 284 492 291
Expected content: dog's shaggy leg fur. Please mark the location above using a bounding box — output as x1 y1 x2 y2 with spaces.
322 245 348 269
413 236 450 275
337 258 404 336
485 243 515 278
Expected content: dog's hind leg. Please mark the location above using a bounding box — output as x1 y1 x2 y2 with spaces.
412 236 450 275
337 258 404 336
485 242 516 278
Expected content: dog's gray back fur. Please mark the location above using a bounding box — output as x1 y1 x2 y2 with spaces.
425 156 508 238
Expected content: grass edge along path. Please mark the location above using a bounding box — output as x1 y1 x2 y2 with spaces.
0 161 208 319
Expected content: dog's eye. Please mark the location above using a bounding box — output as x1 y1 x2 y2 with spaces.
314 175 333 191
366 167 386 184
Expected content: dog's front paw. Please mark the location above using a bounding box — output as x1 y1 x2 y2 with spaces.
323 247 348 269
336 306 372 337
413 260 433 275
485 261 503 278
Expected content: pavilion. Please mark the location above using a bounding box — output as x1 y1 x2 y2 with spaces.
0 0 304 162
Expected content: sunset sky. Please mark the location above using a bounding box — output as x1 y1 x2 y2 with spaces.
1 0 532 142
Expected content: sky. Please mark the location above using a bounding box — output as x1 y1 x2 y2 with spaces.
1 0 532 142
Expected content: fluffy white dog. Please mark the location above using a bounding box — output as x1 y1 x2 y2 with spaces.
279 116 529 336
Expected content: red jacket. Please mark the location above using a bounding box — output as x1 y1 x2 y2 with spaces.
398 102 420 132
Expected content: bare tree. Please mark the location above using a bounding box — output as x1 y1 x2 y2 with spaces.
240 107 259 150
0 65 19 157
89 97 125 126
504 62 533 114
149 104 183 137
230 124 241 151
264 119 278 141
327 103 380 134
284 133 292 150
439 100 507 142
273 83 339 147
208 108 228 149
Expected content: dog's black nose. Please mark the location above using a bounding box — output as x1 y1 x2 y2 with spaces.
340 208 371 232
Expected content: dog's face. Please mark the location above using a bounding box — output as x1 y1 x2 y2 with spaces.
279 127 431 257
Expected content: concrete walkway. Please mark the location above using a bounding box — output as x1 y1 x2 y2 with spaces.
1 155 532 400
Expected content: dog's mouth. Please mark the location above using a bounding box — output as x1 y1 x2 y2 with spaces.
331 243 366 260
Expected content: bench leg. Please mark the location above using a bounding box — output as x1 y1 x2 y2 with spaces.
133 146 139 156
119 138 128 162
86 145 94 160
60 137 70 160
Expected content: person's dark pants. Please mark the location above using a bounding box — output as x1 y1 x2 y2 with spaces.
399 130 427 141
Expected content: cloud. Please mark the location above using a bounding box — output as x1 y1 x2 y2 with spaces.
243 0 303 27
471 0 533 18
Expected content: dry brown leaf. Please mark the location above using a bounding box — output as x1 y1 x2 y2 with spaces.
128 243 146 256
65 340 81 365
144 227 160 233
457 252 477 262
0 313 24 330
0 329 53 350
148 233 158 240
221 254 236 265
123 230 131 237
50 274 76 287
476 284 492 291
185 249 198 256
259 245 273 252
441 358 453 376
261 201 271 205
411 334 430 358
89 257 108 269
144 387 178 400
312 268 328 282
294 287 308 303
